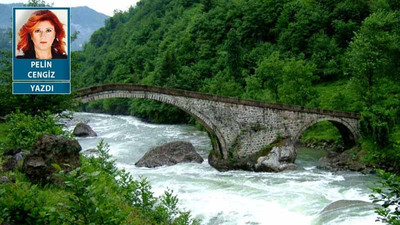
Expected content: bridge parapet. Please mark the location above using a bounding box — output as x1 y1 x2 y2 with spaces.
76 84 360 119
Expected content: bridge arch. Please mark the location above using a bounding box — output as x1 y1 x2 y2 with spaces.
294 117 359 149
76 85 228 158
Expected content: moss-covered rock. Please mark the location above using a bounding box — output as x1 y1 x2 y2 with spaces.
22 134 81 184
318 146 373 173
208 138 297 172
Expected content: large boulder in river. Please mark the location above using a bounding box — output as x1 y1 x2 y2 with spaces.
73 122 97 137
315 200 378 224
254 143 297 172
209 138 297 172
135 141 203 168
23 134 81 184
321 200 375 213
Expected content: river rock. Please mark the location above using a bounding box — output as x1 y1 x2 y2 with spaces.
208 138 298 172
81 148 99 157
0 176 10 183
315 200 379 224
321 200 375 213
135 141 203 168
255 145 297 172
22 134 81 184
207 152 255 171
1 148 25 172
318 147 371 173
73 122 97 137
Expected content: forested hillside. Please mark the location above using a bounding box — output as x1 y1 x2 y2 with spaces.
74 0 399 170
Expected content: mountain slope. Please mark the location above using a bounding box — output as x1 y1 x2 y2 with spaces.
71 6 108 50
0 3 22 28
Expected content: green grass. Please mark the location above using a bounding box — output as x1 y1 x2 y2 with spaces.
299 121 342 144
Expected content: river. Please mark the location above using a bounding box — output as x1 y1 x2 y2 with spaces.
65 112 381 225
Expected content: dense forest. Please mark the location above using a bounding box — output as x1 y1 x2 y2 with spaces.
71 0 400 170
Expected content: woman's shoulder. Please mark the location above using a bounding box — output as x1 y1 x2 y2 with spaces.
16 55 28 59
16 50 68 59
52 51 68 59
16 51 34 59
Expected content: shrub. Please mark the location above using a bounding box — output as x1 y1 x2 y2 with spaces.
370 170 400 225
82 139 200 225
5 111 71 150
0 139 200 225
360 107 395 147
0 171 70 225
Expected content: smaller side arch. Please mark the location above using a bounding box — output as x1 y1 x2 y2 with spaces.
329 121 356 149
294 118 358 149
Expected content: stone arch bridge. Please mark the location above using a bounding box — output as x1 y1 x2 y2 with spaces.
76 84 360 169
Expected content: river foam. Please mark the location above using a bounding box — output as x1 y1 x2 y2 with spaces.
67 112 382 225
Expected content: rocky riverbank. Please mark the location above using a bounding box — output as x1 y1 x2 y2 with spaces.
297 139 374 173
318 147 374 174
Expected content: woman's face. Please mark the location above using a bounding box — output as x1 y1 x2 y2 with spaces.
31 20 55 52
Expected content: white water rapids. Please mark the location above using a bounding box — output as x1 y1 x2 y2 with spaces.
65 112 382 225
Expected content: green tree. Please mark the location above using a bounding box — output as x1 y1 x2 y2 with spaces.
331 0 370 48
254 51 284 101
25 0 53 7
71 31 80 43
201 70 243 97
346 11 400 107
306 31 341 81
278 58 317 106
158 50 178 86
224 29 242 81
275 1 330 54
346 11 400 145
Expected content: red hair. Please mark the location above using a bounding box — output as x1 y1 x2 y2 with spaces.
17 10 66 55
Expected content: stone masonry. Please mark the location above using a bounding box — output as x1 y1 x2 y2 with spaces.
76 84 360 161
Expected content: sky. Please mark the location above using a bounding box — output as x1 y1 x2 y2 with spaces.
1 0 141 16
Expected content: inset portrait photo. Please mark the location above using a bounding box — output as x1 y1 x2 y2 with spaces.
14 8 68 60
